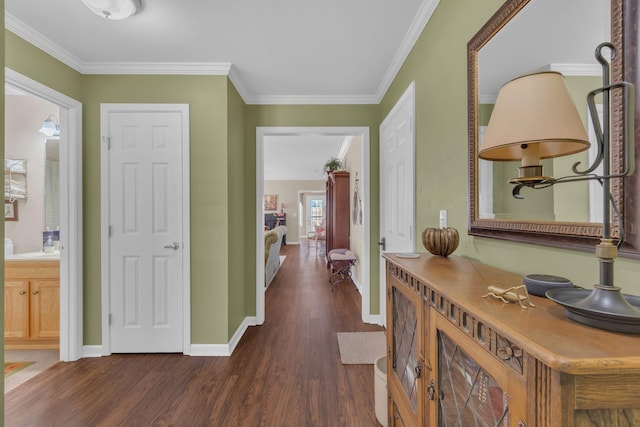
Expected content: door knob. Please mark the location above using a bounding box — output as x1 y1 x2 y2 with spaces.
378 237 386 251
163 242 180 250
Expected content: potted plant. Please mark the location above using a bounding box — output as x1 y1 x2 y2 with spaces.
324 157 342 172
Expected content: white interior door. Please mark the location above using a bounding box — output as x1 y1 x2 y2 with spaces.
104 106 187 353
379 82 416 326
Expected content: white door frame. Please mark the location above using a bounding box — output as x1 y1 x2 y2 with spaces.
5 68 84 362
99 104 191 355
256 127 372 324
379 82 416 327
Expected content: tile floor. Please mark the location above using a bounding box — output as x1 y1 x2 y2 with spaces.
4 349 59 393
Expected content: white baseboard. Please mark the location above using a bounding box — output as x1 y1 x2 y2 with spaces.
189 344 233 356
366 314 385 326
81 317 257 358
351 273 363 294
82 345 104 358
190 316 257 356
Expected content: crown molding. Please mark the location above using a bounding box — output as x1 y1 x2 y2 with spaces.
245 94 379 105
81 62 231 75
480 64 603 104
227 65 253 103
545 63 602 76
6 13 85 73
375 0 440 102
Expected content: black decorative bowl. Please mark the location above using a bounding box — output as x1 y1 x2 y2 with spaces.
523 274 574 297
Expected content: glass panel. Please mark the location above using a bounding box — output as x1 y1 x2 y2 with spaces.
438 331 508 427
310 198 324 228
392 287 418 411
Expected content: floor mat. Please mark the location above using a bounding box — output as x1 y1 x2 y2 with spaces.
337 331 386 364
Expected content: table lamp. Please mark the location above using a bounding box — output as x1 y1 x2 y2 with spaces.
479 43 640 333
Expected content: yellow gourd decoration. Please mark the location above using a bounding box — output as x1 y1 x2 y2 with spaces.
422 227 459 257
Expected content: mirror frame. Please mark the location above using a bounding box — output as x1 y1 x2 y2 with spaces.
468 0 640 259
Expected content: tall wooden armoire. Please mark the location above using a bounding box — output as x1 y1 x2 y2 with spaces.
325 171 350 263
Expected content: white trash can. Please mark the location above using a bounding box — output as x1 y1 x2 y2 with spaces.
374 355 388 426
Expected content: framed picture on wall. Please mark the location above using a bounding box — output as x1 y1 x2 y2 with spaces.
4 200 18 221
264 195 277 211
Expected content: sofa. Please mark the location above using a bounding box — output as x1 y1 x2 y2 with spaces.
265 225 287 287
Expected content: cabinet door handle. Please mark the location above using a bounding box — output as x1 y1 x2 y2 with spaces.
427 379 435 401
19 291 26 295
32 291 39 295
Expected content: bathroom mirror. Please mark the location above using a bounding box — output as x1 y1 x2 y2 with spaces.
468 0 640 259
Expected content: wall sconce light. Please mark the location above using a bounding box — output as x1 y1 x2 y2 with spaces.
38 115 60 137
479 43 639 333
81 0 142 20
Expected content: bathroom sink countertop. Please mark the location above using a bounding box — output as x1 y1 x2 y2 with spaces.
6 251 60 261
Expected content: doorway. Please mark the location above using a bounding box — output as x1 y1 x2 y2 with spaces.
256 127 372 325
4 69 83 362
304 193 326 235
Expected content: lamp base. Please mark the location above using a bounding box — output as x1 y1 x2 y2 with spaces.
546 287 640 334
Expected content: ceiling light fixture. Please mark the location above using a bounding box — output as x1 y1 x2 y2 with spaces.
81 0 142 20
38 115 60 137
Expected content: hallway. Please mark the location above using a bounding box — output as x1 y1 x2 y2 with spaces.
5 244 384 426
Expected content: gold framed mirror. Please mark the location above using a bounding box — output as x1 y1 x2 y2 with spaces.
467 0 640 259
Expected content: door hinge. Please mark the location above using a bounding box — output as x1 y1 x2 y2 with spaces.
109 313 112 325
102 136 111 150
108 225 112 237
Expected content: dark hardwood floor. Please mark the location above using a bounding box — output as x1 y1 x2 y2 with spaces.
5 243 385 426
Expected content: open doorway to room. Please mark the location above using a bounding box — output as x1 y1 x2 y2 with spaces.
256 127 373 326
4 70 83 377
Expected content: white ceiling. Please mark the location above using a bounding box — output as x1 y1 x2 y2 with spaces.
264 135 349 181
5 0 437 104
5 0 605 180
478 0 609 102
5 0 439 181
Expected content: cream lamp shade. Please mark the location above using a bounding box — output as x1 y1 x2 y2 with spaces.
479 71 590 181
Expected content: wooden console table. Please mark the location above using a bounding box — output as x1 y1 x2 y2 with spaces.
384 253 640 427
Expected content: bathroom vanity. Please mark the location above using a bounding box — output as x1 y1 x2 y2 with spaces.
4 255 59 349
384 253 640 426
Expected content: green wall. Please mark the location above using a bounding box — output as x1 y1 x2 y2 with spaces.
4 0 640 358
5 31 83 101
382 0 640 295
227 80 248 336
6 26 240 345
82 75 231 344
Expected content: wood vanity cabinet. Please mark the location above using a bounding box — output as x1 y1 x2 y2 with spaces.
384 253 640 427
4 260 60 349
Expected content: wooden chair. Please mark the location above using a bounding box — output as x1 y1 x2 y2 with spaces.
307 225 326 256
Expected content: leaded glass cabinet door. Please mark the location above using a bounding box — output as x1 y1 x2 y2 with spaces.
429 313 527 427
386 266 424 426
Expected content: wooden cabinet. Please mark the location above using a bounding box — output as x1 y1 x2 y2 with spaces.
4 261 60 349
325 171 350 262
385 253 640 427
